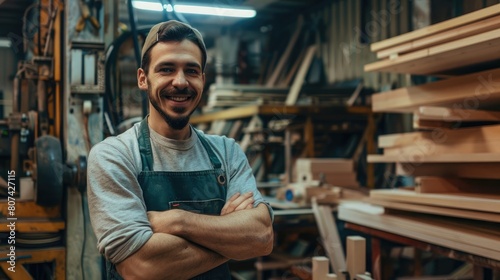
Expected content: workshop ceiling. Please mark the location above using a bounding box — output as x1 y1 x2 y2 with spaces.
120 0 327 36
0 0 327 40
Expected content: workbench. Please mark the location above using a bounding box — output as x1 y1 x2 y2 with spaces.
343 222 500 280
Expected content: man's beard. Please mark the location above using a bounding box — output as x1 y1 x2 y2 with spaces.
148 85 198 130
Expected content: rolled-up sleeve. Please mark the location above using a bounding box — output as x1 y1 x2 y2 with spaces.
87 140 153 263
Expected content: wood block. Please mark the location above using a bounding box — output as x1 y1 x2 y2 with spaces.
369 188 500 213
370 4 500 52
346 236 366 279
312 256 330 280
296 158 354 173
415 176 500 194
396 162 500 180
371 67 500 113
297 171 359 187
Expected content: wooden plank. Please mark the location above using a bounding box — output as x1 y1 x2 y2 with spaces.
370 3 500 52
365 28 500 74
311 199 347 277
0 200 61 218
368 152 500 163
285 45 317 105
416 106 500 122
312 256 330 280
369 188 500 213
266 16 303 87
0 219 65 232
338 203 500 261
297 172 358 187
396 162 500 180
295 158 355 173
382 138 500 157
365 197 500 223
346 236 366 278
371 67 500 113
415 176 500 193
378 124 500 148
377 14 500 59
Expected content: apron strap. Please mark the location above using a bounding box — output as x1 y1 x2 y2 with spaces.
194 128 222 169
138 117 154 171
138 118 221 171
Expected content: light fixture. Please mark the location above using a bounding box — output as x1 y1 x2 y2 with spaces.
0 38 11 48
132 1 256 18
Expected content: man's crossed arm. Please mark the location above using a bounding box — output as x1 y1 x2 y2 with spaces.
116 192 273 280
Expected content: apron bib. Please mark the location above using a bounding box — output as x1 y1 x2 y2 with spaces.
107 119 230 280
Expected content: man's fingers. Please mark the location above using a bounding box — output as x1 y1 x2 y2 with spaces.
221 193 240 215
221 192 253 215
235 196 254 211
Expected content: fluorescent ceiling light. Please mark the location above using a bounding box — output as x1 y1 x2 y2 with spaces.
0 38 11 48
132 1 256 18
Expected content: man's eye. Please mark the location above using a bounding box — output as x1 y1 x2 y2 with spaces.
160 68 174 73
186 69 199 75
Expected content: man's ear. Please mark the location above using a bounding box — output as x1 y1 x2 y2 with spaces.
137 68 148 91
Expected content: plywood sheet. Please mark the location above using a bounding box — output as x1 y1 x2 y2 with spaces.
396 162 500 180
368 152 500 163
369 188 500 213
365 197 500 223
378 124 500 148
365 29 500 75
370 4 500 52
338 202 500 260
376 15 500 59
371 68 500 112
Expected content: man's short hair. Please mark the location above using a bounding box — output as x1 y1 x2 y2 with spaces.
141 20 207 74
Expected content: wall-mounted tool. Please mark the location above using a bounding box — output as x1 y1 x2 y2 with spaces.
76 0 100 32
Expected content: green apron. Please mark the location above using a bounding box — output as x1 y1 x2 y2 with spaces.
107 118 231 280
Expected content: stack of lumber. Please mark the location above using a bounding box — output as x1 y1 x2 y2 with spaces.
340 4 500 263
338 201 500 261
205 84 352 109
364 4 500 76
294 158 359 188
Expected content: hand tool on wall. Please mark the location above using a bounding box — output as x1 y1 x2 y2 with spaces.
76 0 100 32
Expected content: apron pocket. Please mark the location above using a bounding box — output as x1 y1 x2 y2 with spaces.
169 198 225 215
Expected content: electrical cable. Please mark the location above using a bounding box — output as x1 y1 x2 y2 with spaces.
127 0 148 118
104 28 149 135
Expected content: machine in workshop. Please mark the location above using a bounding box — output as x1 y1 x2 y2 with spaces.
1 0 106 278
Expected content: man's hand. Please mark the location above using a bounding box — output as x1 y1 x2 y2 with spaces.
221 192 254 215
147 209 183 234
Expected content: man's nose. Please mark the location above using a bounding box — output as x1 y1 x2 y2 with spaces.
172 71 188 89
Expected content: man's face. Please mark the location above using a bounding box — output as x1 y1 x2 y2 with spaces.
138 39 205 130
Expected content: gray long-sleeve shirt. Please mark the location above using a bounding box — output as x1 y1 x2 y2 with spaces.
87 123 272 264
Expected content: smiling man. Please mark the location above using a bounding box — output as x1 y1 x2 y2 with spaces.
87 20 274 280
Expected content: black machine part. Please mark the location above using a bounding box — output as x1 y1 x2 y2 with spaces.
35 135 63 206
